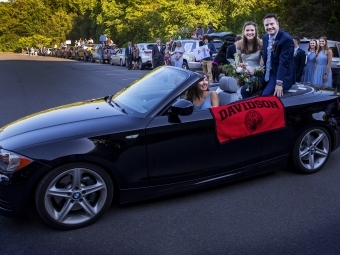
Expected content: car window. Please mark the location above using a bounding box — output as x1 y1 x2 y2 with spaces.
112 68 189 116
213 40 223 51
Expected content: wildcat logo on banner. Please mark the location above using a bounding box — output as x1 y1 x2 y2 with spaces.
209 96 286 144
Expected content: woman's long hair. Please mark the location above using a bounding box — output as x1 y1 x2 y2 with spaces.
316 36 329 57
308 39 318 52
186 71 209 102
241 21 260 54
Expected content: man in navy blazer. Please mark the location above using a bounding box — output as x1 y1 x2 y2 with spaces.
262 14 295 97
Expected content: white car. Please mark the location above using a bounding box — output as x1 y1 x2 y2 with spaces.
137 43 154 70
110 48 126 67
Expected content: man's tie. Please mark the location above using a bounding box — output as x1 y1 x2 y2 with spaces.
265 37 273 82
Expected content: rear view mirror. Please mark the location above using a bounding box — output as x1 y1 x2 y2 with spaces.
169 99 193 116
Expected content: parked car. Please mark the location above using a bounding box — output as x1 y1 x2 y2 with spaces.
43 48 52 56
62 46 74 59
137 43 154 70
109 48 126 67
89 45 111 63
1 66 340 230
299 38 340 88
74 44 97 61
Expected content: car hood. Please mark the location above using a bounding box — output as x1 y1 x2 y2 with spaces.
0 98 140 150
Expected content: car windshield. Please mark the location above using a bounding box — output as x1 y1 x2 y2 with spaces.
111 68 189 117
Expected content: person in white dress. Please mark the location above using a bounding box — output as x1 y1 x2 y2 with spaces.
236 21 263 98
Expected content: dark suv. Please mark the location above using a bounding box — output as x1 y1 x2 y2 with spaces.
300 38 340 87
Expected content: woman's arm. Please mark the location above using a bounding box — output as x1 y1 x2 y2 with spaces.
325 49 333 74
210 91 219 107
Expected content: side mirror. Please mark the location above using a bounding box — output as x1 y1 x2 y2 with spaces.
169 99 193 116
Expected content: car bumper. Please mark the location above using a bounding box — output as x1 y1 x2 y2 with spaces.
188 61 202 70
0 162 51 219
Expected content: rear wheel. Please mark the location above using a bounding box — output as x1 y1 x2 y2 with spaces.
292 127 330 174
120 59 123 66
35 162 113 230
139 60 144 70
182 60 189 69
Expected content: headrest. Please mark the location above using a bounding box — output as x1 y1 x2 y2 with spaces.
219 76 239 93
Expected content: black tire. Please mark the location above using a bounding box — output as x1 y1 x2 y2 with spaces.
90 55 95 63
35 162 114 230
120 59 123 66
83 55 87 62
292 127 331 174
139 60 145 70
110 58 114 65
99 58 104 64
182 60 189 69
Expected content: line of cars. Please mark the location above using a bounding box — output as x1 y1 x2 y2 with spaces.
46 33 236 71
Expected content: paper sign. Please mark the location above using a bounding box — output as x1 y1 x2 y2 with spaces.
194 45 209 61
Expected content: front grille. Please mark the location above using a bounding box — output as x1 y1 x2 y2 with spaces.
0 197 11 211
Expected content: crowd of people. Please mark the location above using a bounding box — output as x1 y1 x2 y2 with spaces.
182 13 334 111
221 14 333 100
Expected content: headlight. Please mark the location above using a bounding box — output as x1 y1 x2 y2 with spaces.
0 149 33 172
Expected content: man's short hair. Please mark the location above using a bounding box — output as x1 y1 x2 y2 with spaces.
263 13 279 22
235 35 242 42
292 36 300 44
197 24 202 29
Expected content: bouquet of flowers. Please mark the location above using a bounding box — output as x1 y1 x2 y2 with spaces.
222 53 265 92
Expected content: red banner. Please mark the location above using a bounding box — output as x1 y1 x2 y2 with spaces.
209 96 286 144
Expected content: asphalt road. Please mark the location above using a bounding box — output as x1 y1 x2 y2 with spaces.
0 54 339 255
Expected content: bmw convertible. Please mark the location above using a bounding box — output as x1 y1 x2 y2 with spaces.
0 66 340 230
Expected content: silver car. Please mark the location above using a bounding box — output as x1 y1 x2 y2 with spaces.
110 48 126 67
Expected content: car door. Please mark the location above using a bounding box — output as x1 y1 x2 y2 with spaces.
145 109 264 186
111 49 120 64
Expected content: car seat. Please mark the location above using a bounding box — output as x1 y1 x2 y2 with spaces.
218 76 242 105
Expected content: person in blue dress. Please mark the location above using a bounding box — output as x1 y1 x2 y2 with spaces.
185 71 219 111
302 39 317 85
313 36 333 88
173 41 184 68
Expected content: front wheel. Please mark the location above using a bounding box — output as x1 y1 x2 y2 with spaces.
292 127 331 174
182 60 189 69
35 162 114 230
90 55 95 63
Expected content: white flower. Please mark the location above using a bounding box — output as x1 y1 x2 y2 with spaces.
236 67 243 73
246 66 253 72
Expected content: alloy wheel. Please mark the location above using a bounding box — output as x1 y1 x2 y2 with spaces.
299 129 329 170
36 163 113 229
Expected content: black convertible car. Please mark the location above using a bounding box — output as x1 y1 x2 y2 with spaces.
1 66 340 230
